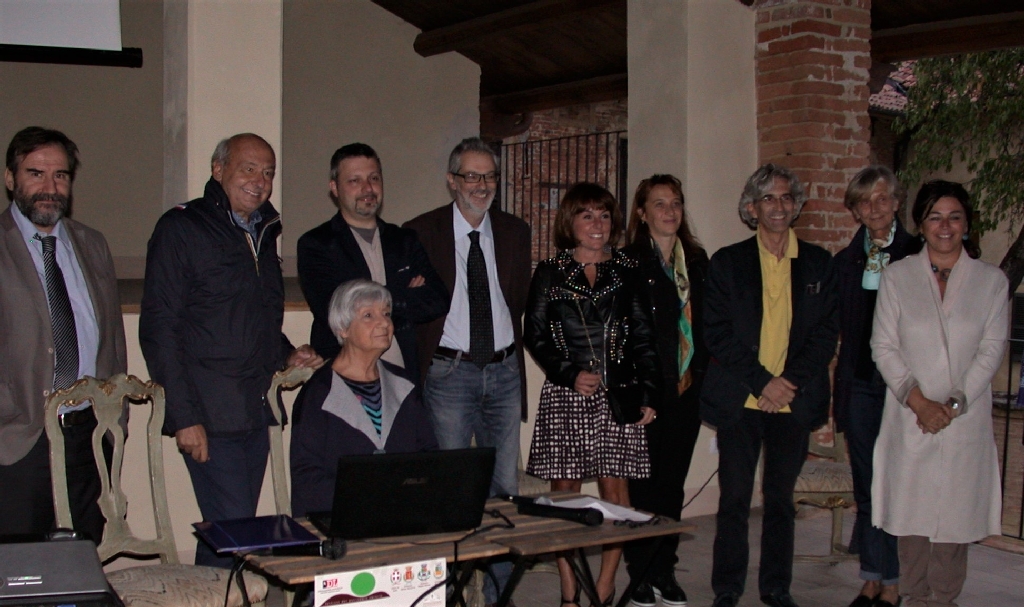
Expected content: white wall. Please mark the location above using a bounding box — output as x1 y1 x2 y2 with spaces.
628 0 759 517
186 0 284 203
279 0 481 272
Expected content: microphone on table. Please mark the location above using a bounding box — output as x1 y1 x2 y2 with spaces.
501 495 604 527
263 537 347 560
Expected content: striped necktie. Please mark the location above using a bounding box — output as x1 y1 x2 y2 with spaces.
36 234 79 390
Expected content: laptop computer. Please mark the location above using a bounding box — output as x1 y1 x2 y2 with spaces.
0 540 118 606
308 447 496 540
193 514 321 554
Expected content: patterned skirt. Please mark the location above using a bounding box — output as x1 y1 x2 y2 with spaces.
526 380 650 480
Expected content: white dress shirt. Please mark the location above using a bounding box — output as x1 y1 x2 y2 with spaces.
439 208 515 353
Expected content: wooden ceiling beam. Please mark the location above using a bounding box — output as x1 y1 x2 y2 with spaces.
482 72 627 115
413 0 620 58
873 12 1024 62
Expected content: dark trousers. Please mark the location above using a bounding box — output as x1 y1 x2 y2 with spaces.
183 428 269 567
711 408 809 598
847 378 899 584
0 416 109 544
624 391 701 581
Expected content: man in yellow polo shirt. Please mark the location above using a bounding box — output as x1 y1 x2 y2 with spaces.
700 164 838 607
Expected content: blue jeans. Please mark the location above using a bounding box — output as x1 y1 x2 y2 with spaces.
424 350 521 603
847 378 899 584
183 428 269 567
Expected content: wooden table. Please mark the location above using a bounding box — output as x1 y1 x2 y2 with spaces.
483 497 695 607
244 495 695 607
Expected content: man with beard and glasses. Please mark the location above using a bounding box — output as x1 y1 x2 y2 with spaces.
297 143 448 379
0 126 127 542
404 137 531 607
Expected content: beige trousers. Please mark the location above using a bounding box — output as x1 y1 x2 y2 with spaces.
898 535 968 607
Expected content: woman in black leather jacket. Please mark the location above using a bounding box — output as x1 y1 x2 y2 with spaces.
620 174 709 607
524 182 661 607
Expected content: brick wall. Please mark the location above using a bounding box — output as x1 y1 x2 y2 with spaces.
754 0 872 253
503 99 627 144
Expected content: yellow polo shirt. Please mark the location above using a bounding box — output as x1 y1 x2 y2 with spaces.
744 228 798 412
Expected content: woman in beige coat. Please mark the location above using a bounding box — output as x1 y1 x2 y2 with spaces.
870 180 1009 607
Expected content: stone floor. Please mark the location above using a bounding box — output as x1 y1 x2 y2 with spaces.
267 507 1024 607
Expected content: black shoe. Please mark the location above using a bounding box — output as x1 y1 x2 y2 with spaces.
710 594 739 607
760 593 800 607
651 576 687 607
873 598 902 607
628 583 656 607
848 595 877 607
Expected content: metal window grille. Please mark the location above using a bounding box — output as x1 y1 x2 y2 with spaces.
998 293 1024 539
499 131 627 264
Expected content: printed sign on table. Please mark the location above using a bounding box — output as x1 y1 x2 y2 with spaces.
314 558 446 607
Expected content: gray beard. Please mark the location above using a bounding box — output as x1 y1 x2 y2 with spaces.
15 193 69 228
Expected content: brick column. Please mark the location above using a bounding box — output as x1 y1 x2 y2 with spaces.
754 0 871 252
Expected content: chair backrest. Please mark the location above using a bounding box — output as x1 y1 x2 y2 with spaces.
808 426 848 463
45 374 178 564
266 365 314 516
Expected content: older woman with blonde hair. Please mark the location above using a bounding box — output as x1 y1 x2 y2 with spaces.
834 166 915 607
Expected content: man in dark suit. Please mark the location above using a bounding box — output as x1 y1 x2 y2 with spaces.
700 164 838 607
404 137 531 607
0 127 127 543
297 143 448 379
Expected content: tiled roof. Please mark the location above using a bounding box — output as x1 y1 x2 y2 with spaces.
869 61 916 115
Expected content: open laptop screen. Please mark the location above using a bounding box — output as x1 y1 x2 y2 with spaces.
309 447 495 540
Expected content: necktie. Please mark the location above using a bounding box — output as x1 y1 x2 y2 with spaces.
467 231 494 369
36 235 79 390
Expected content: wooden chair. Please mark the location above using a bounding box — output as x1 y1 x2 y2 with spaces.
265 364 314 516
792 429 857 564
45 374 269 607
265 365 314 607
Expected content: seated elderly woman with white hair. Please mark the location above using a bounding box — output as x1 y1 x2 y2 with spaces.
290 279 438 517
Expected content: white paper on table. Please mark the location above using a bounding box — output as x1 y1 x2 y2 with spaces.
314 558 446 607
534 496 652 522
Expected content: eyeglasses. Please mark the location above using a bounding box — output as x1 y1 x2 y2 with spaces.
757 193 795 205
452 171 500 184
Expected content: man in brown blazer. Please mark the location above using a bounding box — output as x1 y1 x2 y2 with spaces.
0 127 127 542
404 137 531 607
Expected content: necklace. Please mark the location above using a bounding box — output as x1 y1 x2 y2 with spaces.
930 263 952 283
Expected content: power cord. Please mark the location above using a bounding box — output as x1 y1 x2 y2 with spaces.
408 509 515 607
680 467 718 513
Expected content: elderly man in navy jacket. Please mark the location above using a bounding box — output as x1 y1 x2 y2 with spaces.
140 133 321 566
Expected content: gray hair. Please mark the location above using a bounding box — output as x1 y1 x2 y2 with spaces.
447 137 500 175
210 133 272 169
738 163 808 229
328 279 392 346
843 165 905 212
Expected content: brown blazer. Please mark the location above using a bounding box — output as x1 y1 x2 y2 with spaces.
0 206 127 465
403 203 532 419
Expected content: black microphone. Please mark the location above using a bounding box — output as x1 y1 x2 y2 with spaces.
263 537 347 560
514 499 604 527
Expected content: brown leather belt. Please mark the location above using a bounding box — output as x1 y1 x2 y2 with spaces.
434 344 516 364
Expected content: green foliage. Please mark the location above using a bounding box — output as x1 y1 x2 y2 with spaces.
894 49 1024 234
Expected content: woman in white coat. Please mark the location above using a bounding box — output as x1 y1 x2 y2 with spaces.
870 180 1009 607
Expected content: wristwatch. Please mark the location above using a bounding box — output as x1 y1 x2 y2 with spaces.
947 392 967 417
